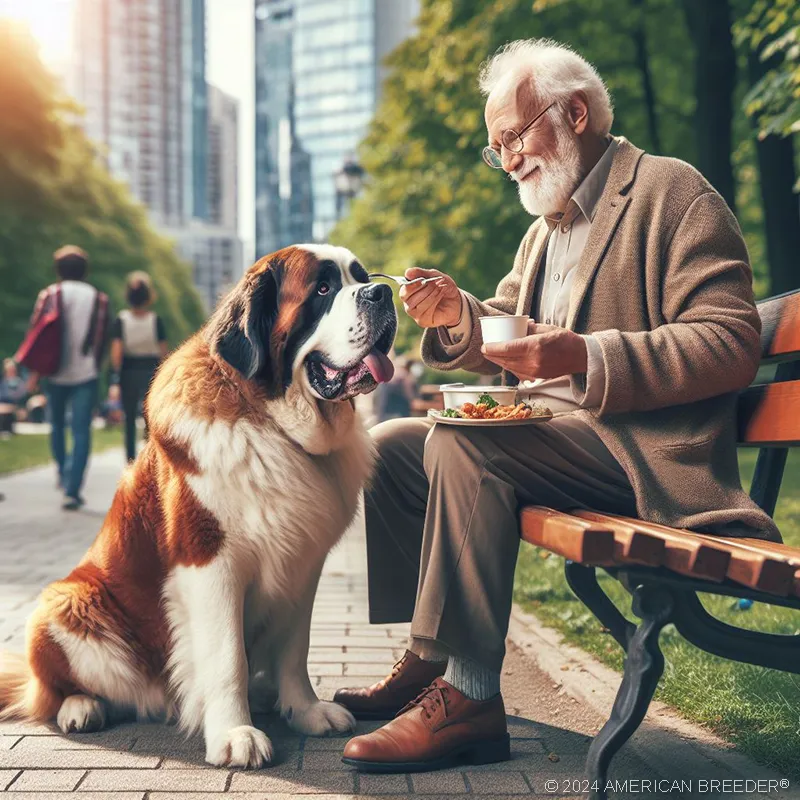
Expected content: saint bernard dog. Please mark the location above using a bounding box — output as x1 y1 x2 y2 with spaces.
0 244 397 768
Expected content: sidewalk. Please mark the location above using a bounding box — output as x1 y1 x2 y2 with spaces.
0 450 787 798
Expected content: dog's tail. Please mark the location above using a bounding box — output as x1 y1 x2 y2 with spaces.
0 651 60 722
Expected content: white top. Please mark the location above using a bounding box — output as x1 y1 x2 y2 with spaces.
50 280 99 386
119 310 160 357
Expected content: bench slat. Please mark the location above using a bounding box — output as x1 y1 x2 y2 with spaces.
757 289 800 362
575 511 730 582
721 538 800 598
580 513 796 596
519 507 616 566
737 379 800 446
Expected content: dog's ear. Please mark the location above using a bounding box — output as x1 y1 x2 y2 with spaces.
209 267 281 391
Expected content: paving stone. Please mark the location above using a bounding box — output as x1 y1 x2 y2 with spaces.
336 648 402 664
300 749 351 771
151 795 358 800
79 767 229 791
7 769 86 791
410 770 469 794
357 773 411 794
0 748 160 769
0 770 20 790
0 736 21 751
6 795 144 800
309 662 345 676
466 770 532 794
230 769 355 794
11 731 136 752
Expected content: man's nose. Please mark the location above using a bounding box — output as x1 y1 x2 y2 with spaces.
361 282 392 304
501 147 523 174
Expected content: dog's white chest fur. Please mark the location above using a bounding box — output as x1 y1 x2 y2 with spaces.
169 407 373 597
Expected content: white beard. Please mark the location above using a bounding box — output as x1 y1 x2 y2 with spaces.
512 124 584 218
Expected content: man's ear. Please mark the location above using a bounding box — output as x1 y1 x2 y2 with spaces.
209 268 280 388
568 90 590 135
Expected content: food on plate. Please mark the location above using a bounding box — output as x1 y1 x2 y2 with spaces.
438 397 551 421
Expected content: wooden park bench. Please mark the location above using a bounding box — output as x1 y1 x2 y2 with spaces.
519 288 800 800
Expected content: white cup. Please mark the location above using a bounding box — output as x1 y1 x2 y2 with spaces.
479 315 530 344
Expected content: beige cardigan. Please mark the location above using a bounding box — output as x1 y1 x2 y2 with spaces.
422 138 779 541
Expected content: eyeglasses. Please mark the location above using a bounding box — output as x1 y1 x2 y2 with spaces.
482 102 556 169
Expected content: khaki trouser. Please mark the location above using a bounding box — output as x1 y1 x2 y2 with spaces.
364 414 636 672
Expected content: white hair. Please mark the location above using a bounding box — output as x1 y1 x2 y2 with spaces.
479 39 614 137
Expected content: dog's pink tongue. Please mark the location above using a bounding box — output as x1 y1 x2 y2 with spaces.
363 348 394 383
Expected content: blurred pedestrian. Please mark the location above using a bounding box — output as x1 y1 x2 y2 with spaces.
24 246 110 510
373 351 418 423
0 359 26 436
108 271 168 462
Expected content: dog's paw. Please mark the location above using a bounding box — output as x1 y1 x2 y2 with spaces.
286 700 357 737
57 695 107 734
206 725 274 768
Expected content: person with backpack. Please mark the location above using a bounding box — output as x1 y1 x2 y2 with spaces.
19 246 109 510
108 271 168 462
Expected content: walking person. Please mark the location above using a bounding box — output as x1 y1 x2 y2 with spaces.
25 246 110 510
108 272 168 462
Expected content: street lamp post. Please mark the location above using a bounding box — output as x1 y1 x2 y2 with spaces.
334 157 365 221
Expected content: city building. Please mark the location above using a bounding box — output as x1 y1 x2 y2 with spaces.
169 221 244 312
254 0 313 259
207 84 239 231
71 0 245 311
254 0 419 252
71 0 208 229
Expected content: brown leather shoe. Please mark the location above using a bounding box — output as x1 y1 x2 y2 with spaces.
333 650 446 720
341 677 509 772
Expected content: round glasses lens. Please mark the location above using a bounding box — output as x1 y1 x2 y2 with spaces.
501 130 524 153
482 147 503 169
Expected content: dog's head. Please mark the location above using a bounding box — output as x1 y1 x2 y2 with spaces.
207 244 397 402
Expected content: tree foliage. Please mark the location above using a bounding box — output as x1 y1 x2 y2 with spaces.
331 0 792 350
0 21 206 359
737 0 800 139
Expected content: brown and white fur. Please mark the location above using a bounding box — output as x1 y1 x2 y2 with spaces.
0 245 397 768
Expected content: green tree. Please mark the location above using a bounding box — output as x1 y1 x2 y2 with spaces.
737 0 800 294
0 21 206 359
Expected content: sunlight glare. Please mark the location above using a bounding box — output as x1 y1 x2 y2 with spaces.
0 0 73 72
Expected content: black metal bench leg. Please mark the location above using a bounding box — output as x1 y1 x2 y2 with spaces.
564 562 635 649
584 584 674 800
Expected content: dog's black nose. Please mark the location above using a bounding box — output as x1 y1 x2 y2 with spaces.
361 283 392 304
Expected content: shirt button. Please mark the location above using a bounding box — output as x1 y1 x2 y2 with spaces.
553 272 561 282
545 317 552 324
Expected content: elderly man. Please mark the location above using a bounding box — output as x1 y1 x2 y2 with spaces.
337 39 778 772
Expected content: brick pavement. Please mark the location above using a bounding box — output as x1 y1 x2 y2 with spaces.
0 449 778 798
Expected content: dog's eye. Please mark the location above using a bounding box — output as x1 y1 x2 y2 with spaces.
317 282 331 296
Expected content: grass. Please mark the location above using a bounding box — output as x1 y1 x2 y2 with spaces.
513 449 800 778
0 427 123 476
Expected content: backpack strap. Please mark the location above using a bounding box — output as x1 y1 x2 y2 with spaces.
82 289 110 362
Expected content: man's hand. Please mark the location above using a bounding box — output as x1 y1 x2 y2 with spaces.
481 322 588 380
399 268 462 329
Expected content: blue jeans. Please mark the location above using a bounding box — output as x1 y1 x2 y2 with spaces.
48 379 98 499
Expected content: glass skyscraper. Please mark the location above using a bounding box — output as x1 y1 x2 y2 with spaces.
255 0 314 258
255 0 419 255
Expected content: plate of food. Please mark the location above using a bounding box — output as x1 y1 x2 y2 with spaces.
428 393 553 426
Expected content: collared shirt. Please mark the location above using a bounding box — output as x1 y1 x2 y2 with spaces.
441 137 618 412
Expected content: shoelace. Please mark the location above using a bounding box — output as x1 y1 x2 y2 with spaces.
400 682 451 720
389 654 408 677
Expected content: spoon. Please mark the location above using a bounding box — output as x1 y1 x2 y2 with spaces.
368 272 439 287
